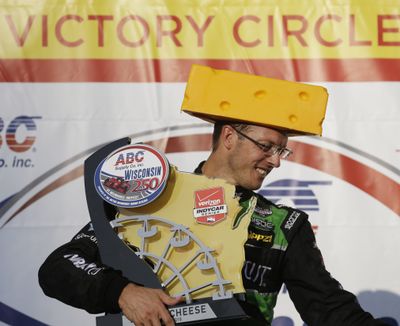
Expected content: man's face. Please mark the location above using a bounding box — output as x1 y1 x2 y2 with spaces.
226 124 289 190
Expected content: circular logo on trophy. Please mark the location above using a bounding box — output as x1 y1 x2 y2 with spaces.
94 143 170 207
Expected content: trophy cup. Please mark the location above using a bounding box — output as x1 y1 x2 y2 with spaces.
84 137 262 326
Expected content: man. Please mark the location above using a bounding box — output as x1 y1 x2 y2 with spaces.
39 120 388 326
39 66 388 325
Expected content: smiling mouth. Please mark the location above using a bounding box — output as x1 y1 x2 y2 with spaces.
256 167 268 177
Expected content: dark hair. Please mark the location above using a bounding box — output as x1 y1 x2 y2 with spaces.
212 120 250 151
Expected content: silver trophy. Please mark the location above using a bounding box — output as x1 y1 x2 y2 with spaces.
84 137 262 325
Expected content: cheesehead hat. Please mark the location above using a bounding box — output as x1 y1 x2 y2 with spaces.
181 65 328 136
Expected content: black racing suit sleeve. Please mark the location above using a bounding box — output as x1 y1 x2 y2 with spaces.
38 222 130 314
283 220 387 326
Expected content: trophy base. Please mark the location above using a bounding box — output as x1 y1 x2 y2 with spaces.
169 297 247 325
96 296 265 326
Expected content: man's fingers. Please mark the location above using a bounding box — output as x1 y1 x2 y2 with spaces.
159 292 182 306
159 311 174 326
155 291 178 325
118 285 178 325
150 314 162 326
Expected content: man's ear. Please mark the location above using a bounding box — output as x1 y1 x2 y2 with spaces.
220 125 236 150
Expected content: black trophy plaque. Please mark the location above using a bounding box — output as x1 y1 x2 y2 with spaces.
84 137 262 326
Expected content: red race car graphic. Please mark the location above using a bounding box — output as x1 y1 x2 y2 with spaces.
103 177 130 194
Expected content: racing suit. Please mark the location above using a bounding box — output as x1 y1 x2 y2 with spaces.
38 162 387 325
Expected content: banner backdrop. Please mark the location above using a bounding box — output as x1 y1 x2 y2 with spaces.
0 1 399 325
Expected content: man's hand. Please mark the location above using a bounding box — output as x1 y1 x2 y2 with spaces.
118 283 181 325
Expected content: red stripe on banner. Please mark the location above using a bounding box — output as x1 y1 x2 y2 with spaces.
148 134 212 153
157 136 400 215
1 58 400 82
287 141 400 216
4 135 399 227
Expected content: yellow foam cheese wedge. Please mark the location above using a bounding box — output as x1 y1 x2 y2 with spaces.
118 166 256 300
181 64 328 136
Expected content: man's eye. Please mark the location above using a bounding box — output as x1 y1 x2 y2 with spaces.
261 144 273 152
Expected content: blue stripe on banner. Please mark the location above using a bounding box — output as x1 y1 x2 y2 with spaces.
0 195 16 211
296 207 320 211
258 189 314 196
293 199 319 205
0 302 48 326
266 180 332 187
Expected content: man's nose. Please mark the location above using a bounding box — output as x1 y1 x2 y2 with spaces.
266 152 281 168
